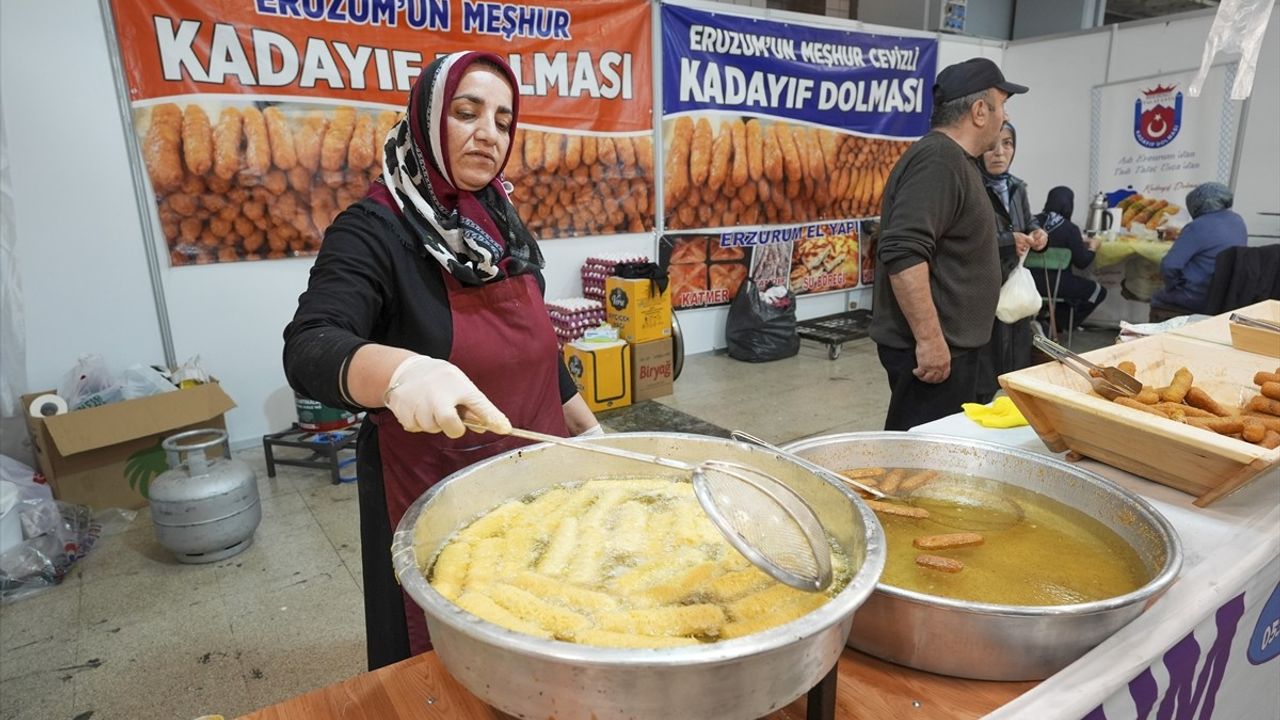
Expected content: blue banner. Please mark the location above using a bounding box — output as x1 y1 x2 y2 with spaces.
662 5 937 137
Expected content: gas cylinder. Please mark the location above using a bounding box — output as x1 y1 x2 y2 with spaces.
150 429 261 564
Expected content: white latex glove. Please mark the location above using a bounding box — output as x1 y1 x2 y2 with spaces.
383 356 511 438
577 424 605 437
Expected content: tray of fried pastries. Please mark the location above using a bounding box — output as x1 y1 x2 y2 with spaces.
1000 333 1280 507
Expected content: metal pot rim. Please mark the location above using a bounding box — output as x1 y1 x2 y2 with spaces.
391 431 888 668
780 431 1183 617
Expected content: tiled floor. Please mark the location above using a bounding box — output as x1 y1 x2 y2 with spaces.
0 329 1115 719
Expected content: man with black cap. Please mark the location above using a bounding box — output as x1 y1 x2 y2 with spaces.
869 57 1028 431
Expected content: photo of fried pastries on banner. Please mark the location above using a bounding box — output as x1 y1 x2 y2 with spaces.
859 219 879 286
505 129 656 239
662 235 749 310
662 114 911 230
138 100 400 266
789 226 859 295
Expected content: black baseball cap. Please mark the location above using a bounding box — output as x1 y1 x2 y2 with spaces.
933 57 1028 104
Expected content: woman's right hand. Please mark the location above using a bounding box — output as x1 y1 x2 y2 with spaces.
384 356 511 438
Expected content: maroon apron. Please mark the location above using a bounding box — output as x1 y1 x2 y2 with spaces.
370 269 569 655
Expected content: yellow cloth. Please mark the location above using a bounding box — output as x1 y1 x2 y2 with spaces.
961 396 1028 428
1094 239 1173 268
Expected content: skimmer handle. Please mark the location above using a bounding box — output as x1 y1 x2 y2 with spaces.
463 422 697 473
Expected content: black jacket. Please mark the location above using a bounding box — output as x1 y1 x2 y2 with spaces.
985 174 1041 280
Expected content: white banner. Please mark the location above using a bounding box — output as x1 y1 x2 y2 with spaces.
1090 65 1241 230
1081 554 1280 720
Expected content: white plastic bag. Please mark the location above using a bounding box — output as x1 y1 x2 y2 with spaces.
57 354 123 410
1188 0 1275 100
121 364 177 400
995 254 1042 323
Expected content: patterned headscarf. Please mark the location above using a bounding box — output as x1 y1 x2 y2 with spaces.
1186 182 1233 219
380 51 543 285
980 122 1017 209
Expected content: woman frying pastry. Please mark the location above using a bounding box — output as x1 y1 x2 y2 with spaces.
283 51 599 670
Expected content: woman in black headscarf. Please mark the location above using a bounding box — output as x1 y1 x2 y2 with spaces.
976 122 1046 403
283 51 599 670
1032 186 1107 333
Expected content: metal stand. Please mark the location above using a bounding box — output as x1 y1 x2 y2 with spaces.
806 664 838 720
262 424 358 485
796 309 872 360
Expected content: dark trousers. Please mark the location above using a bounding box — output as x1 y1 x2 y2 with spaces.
878 344 981 432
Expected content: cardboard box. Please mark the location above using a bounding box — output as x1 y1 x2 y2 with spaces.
606 276 672 344
631 338 674 402
563 340 631 413
22 383 236 510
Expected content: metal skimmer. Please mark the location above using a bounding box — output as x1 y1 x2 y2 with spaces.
463 423 833 592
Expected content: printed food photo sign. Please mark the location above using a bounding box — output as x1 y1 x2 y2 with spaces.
105 0 652 266
659 4 935 309
1090 65 1241 237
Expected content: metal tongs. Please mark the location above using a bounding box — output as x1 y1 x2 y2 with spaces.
1229 313 1280 333
1032 335 1143 400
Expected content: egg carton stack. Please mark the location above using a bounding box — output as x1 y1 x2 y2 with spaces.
546 298 606 349
580 252 650 301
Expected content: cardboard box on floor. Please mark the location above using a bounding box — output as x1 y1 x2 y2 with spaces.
606 276 672 344
21 383 236 510
631 338 674 402
563 340 631 412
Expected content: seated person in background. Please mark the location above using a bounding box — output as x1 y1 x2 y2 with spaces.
1150 182 1247 322
1031 186 1107 332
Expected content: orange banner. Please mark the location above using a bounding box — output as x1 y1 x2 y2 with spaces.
110 0 652 132
107 0 654 265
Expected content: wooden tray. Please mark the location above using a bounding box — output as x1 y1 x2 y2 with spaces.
1170 299 1280 358
1000 333 1279 506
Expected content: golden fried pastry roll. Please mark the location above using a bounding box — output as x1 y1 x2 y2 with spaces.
523 129 544 171
1184 387 1231 416
598 135 617 166
144 103 184 192
913 532 984 550
580 134 598 166
1248 395 1280 417
320 106 356 171
633 136 654 175
916 554 964 573
762 124 784 183
261 106 297 170
1115 396 1169 417
1242 417 1267 443
1262 381 1280 401
899 470 937 493
707 123 732 191
212 107 244 181
689 117 713 185
1116 360 1137 376
1160 367 1194 403
347 111 375 171
241 107 271 176
293 114 325 171
180 105 213 176
1187 416 1246 434
745 119 764 182
664 117 693 206
543 132 563 173
727 118 748 188
879 468 907 494
864 499 929 519
1153 402 1214 418
1254 371 1280 387
841 467 886 479
562 134 582 171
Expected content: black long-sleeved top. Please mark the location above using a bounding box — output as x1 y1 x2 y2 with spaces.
870 132 1000 351
282 198 576 412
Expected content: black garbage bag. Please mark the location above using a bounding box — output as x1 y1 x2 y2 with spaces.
726 281 799 362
